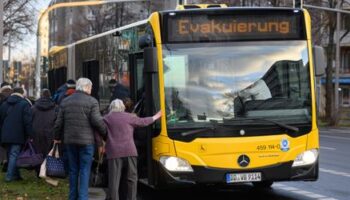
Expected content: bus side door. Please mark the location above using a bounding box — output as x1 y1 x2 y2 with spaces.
129 53 148 179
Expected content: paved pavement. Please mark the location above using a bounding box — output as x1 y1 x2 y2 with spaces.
90 127 350 200
88 188 106 200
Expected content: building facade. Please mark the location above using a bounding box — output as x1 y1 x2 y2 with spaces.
339 3 350 108
316 0 350 124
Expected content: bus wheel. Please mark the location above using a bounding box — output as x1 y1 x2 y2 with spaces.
252 181 274 189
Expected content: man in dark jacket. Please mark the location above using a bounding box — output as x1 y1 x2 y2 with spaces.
0 87 33 182
54 78 106 200
53 79 76 105
0 83 13 171
110 76 130 103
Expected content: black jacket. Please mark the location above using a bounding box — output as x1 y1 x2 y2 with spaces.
54 91 106 145
32 97 57 155
0 94 33 144
110 83 130 102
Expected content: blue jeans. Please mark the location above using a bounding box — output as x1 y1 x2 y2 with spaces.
6 144 22 181
66 144 94 200
62 145 69 173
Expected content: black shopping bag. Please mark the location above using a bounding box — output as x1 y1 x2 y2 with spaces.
46 144 67 179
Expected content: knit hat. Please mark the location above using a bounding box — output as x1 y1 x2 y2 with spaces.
1 82 11 89
108 79 117 87
66 79 76 89
0 82 12 93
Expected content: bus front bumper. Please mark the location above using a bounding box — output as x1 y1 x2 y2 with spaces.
155 160 318 187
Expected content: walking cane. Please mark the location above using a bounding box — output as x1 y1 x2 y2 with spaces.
93 147 104 187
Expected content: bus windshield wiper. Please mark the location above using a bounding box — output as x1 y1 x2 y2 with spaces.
224 118 299 133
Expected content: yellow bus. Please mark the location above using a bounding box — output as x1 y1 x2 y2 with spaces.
48 6 320 189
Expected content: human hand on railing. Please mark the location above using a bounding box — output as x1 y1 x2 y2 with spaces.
53 140 61 144
152 111 162 121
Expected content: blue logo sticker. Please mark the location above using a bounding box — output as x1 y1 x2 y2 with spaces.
280 139 290 152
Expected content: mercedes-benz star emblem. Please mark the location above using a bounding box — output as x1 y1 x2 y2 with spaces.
237 154 250 167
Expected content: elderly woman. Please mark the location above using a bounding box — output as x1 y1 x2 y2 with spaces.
104 99 161 200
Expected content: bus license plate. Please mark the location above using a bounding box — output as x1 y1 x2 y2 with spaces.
226 172 262 183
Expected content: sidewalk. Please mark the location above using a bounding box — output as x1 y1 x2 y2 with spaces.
320 126 350 134
89 188 106 200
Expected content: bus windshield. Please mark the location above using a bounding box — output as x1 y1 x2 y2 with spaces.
162 41 311 129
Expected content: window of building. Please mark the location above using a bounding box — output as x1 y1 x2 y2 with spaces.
342 14 350 30
342 48 350 73
341 87 350 107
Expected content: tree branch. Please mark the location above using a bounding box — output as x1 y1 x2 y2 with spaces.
340 30 350 41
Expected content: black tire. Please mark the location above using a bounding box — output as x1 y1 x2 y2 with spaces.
252 181 274 188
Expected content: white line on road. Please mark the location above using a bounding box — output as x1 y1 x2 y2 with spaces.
273 183 338 200
320 135 350 141
320 146 336 151
320 168 350 178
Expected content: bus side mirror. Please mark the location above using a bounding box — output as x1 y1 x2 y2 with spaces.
313 46 326 76
144 47 158 73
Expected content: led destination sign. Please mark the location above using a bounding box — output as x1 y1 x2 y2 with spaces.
165 11 305 42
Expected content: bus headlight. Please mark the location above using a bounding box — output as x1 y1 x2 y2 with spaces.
292 149 318 167
160 156 193 172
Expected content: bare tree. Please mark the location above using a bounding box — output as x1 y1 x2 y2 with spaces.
307 0 350 123
70 2 150 42
3 0 36 46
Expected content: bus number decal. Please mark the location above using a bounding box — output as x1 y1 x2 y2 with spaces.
257 144 281 151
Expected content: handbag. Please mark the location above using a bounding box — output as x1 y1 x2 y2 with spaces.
46 144 67 179
16 140 44 169
39 158 59 186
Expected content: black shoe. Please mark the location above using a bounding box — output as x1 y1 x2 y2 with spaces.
13 176 23 181
5 176 23 182
6 174 23 181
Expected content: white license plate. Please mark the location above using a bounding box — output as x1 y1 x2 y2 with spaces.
226 172 262 183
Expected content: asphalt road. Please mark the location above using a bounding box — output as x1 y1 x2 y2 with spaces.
90 127 350 200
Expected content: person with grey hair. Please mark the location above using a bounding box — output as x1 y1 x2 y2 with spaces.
103 99 161 200
53 77 106 200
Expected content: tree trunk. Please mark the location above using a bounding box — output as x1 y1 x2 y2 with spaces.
325 24 336 122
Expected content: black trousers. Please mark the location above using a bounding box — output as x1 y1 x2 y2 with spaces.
108 157 137 200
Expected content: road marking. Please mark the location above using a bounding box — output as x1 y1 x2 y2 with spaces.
318 198 338 200
320 168 350 178
320 146 336 151
320 135 350 141
274 183 337 200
